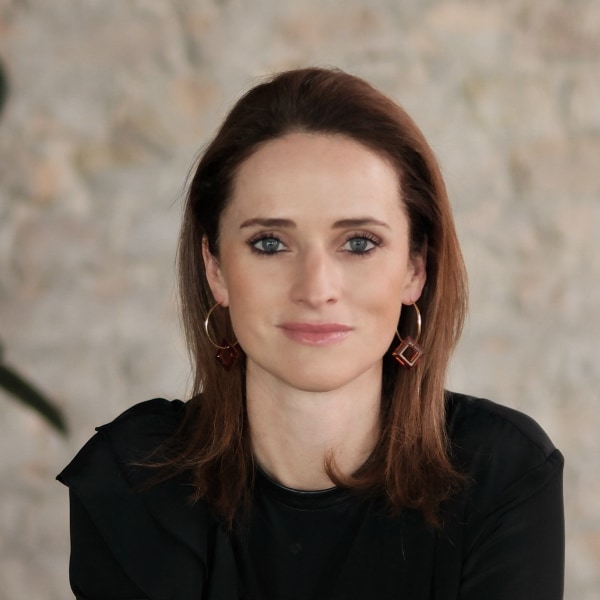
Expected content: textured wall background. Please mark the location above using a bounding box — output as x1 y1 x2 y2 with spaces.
0 0 598 598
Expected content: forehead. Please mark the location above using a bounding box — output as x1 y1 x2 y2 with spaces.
225 132 404 223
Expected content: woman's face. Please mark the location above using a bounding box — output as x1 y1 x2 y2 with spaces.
203 132 426 395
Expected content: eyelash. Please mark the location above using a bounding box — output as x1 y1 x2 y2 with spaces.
247 233 286 255
246 232 382 256
342 232 382 257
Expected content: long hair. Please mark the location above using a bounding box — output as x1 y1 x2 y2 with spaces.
171 67 467 526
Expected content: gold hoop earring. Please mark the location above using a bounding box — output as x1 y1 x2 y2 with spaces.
204 303 240 370
391 303 424 368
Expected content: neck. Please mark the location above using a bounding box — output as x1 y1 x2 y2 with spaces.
246 366 382 491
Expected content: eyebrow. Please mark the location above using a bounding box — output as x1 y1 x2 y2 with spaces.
240 218 296 229
239 217 390 230
332 218 390 230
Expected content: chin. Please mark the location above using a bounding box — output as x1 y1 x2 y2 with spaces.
281 363 378 394
288 378 349 394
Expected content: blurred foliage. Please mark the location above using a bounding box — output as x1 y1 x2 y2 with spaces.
0 56 7 113
0 343 68 436
0 60 68 435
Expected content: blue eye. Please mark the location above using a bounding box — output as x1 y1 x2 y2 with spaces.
251 236 285 254
344 236 378 254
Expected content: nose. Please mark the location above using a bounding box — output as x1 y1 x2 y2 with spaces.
290 248 340 307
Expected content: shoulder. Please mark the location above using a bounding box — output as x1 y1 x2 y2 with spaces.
57 400 227 599
445 391 563 512
98 397 186 439
97 397 186 460
446 391 558 461
58 398 186 485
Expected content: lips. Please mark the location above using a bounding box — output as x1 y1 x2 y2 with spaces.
278 322 353 345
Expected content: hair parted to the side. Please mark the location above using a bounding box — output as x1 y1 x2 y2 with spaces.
170 67 468 527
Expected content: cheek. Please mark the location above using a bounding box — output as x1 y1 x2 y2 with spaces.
362 266 406 321
221 265 269 325
222 251 287 305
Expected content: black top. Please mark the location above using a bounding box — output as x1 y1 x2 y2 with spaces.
57 393 564 600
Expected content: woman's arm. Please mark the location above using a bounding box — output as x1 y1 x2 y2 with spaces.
68 490 147 600
459 450 564 600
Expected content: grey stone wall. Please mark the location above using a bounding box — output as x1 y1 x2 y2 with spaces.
0 1 598 598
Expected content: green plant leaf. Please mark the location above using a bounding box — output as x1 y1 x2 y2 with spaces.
0 363 68 436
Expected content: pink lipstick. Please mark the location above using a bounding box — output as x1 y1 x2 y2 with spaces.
278 322 352 346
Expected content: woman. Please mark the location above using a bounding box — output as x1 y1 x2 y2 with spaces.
58 67 564 600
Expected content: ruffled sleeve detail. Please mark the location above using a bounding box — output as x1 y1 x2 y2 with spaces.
57 399 238 600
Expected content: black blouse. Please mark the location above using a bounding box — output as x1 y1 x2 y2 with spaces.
57 393 564 599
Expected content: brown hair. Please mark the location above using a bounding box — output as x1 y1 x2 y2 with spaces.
172 67 467 526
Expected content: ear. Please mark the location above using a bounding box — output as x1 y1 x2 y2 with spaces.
402 250 427 305
202 237 230 307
